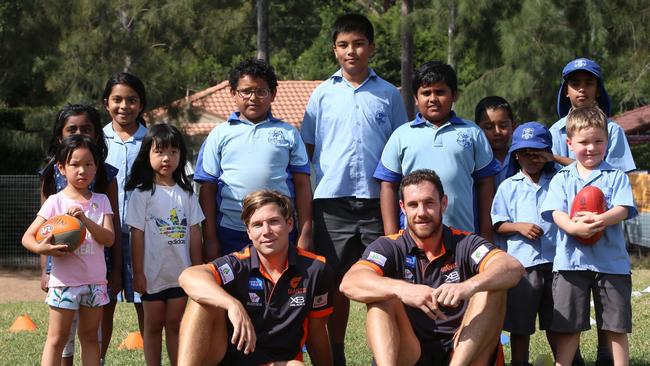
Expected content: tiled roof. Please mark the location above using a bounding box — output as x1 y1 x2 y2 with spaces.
612 104 650 134
149 80 322 136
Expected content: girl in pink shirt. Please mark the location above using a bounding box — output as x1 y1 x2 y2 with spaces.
23 135 114 366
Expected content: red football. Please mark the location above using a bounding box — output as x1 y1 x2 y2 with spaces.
569 186 606 245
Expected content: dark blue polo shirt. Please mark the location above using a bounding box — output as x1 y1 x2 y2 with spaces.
209 244 334 365
357 226 502 343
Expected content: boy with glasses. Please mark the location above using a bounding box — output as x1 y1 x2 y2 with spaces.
194 59 313 259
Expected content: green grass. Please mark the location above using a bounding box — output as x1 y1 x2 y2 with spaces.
4 270 650 365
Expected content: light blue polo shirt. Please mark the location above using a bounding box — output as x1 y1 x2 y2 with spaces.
374 112 499 233
104 122 147 233
193 112 310 232
540 161 638 274
491 170 557 268
550 117 636 173
300 68 408 199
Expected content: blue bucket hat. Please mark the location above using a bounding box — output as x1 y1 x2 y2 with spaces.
505 122 556 177
556 58 611 118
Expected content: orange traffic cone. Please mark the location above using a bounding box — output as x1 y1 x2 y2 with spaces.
9 315 37 332
119 331 144 350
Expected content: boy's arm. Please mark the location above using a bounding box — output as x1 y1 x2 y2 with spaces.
496 222 543 241
595 206 629 227
131 227 146 294
293 172 313 251
306 316 333 366
189 224 203 265
552 210 604 238
199 182 221 262
476 176 495 242
553 155 574 166
379 181 400 235
305 143 315 162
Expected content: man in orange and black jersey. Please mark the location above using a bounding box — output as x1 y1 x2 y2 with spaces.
340 169 523 366
178 190 334 366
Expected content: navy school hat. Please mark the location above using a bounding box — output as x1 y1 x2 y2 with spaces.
556 58 611 118
505 122 555 177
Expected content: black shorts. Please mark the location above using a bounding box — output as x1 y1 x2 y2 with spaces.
141 286 187 302
505 263 554 335
313 197 383 275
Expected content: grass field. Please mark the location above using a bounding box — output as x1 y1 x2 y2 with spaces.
3 268 650 365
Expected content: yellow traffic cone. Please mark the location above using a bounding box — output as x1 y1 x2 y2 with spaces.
9 315 37 332
119 331 144 350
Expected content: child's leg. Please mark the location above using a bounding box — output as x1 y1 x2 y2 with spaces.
603 331 628 366
553 332 580 366
510 334 530 365
77 305 103 365
143 299 166 366
61 312 79 366
164 296 188 365
42 306 76 366
101 299 117 359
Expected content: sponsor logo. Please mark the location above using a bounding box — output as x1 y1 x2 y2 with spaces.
367 251 387 266
443 271 460 283
218 263 234 284
289 276 302 288
249 277 264 290
247 292 263 307
404 269 414 282
441 262 456 273
288 287 307 295
471 244 490 265
290 295 305 307
405 255 416 268
313 293 328 308
166 238 186 245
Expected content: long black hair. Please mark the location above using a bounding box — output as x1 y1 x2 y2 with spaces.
125 123 193 194
42 105 108 198
54 135 106 191
102 71 147 127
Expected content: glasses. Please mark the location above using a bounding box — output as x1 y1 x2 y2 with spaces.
235 88 271 99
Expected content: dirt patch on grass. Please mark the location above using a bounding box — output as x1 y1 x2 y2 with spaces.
0 268 44 304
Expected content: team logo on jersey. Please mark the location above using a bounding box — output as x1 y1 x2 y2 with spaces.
375 110 387 124
405 255 416 269
290 276 302 288
247 292 262 307
268 130 289 146
249 277 264 290
290 295 305 307
218 264 234 284
443 270 460 283
522 127 535 140
367 251 387 266
456 132 472 150
441 262 456 273
404 269 414 282
471 244 490 264
313 293 328 308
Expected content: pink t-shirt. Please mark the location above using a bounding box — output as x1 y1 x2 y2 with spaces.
38 191 113 287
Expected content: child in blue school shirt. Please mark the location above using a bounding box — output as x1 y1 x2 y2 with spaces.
491 122 558 366
541 106 637 365
551 57 636 173
194 59 312 259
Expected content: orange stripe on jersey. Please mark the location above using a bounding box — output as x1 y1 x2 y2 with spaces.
296 318 308 361
297 247 326 263
309 307 334 319
479 249 504 273
449 226 472 236
356 260 384 276
208 263 222 285
384 230 404 240
232 247 251 260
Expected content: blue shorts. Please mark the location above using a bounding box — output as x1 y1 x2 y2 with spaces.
217 225 297 255
117 232 142 303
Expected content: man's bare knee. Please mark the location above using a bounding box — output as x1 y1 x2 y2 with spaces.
179 299 228 365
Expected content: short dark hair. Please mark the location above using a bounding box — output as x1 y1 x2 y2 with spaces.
399 169 445 200
229 58 278 93
331 13 374 45
412 61 457 95
241 190 294 227
474 96 514 124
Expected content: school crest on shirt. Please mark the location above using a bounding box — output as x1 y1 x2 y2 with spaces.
267 129 289 146
375 110 387 125
456 132 472 150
